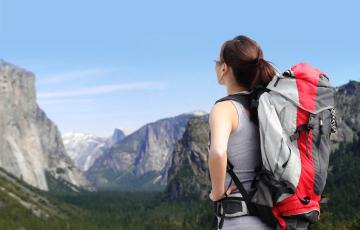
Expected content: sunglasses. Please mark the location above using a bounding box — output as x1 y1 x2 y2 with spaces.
213 59 224 65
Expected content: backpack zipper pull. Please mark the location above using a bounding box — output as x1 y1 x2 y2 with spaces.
319 118 324 135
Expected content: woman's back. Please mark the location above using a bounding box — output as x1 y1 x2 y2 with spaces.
209 34 278 230
217 98 272 230
225 99 260 192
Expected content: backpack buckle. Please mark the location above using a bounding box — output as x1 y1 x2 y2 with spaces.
283 70 295 78
290 132 300 142
214 193 249 229
290 117 315 142
214 192 249 218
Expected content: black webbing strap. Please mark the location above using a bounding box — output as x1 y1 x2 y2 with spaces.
213 93 254 204
290 124 310 141
215 93 251 108
214 87 269 126
289 114 316 159
226 160 251 204
219 211 225 229
214 160 253 229
212 90 267 229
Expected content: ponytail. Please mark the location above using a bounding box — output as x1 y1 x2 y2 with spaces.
220 35 276 89
252 58 276 88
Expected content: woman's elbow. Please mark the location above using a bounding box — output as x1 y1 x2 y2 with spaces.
209 148 227 159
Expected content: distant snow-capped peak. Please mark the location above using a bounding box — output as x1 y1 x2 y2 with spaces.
62 129 128 171
62 132 109 171
190 109 208 116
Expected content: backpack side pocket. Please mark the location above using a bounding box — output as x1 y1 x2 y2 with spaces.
312 109 332 195
258 93 301 203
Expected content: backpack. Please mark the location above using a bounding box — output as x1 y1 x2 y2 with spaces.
210 62 337 230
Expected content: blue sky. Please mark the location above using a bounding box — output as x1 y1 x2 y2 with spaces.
1 0 359 137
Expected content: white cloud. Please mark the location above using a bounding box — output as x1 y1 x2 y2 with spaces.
38 81 166 99
39 68 115 84
38 98 95 105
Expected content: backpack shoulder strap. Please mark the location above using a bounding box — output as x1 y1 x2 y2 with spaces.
214 93 251 108
226 159 251 204
211 89 268 206
214 87 269 125
213 93 253 205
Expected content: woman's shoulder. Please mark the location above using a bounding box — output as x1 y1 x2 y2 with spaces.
209 100 239 133
210 100 235 120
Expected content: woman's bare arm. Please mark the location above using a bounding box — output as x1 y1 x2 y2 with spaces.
208 101 236 201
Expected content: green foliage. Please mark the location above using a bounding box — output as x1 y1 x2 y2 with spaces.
0 184 216 230
45 172 81 196
1 138 359 230
312 137 360 229
55 191 215 230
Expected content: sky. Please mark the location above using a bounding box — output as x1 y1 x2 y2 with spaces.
0 0 359 137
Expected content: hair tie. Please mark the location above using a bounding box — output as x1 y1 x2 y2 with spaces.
252 57 263 65
255 48 264 65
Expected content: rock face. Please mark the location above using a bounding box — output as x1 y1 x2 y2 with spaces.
333 81 360 143
165 115 211 200
0 60 91 191
86 111 207 190
110 128 126 145
63 129 127 171
62 133 109 171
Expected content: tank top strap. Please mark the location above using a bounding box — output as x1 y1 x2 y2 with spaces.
229 99 251 135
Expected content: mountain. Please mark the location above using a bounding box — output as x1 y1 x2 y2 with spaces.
110 128 126 145
86 111 208 190
62 132 108 172
164 115 211 200
333 80 360 143
86 81 359 193
62 129 127 171
0 60 91 192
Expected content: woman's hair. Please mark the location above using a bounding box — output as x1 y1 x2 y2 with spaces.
220 35 276 89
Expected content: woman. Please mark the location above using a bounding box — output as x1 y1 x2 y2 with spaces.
208 35 277 230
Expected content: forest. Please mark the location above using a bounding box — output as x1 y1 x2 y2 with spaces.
0 138 359 230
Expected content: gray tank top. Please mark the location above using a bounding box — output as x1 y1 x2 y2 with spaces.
225 99 261 193
217 99 272 230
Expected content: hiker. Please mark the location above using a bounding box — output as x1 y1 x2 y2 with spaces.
208 35 276 230
208 34 336 230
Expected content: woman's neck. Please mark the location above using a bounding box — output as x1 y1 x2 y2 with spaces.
226 85 250 95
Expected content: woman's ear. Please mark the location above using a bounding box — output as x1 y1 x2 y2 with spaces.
222 62 228 73
218 63 228 84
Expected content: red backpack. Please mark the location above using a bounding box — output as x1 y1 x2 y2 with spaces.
211 63 337 229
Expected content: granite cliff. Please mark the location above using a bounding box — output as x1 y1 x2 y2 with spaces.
0 60 91 191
